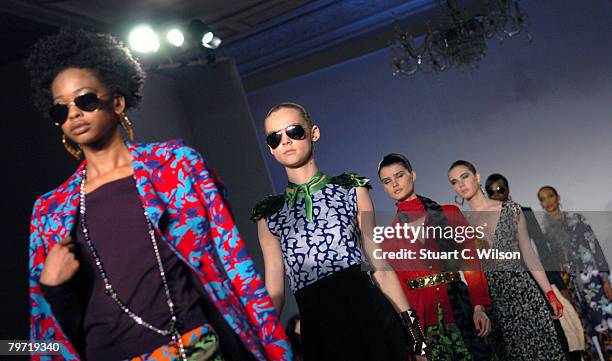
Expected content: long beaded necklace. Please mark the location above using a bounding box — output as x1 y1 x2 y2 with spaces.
78 168 187 360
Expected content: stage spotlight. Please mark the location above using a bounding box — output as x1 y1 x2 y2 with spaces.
188 19 222 49
202 36 222 49
167 28 185 47
128 25 160 53
201 31 214 45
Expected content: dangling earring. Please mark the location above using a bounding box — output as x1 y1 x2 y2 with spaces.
119 112 134 141
479 184 486 195
454 195 465 206
62 134 82 160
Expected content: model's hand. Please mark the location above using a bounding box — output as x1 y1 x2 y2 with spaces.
40 236 79 286
473 305 491 337
603 281 612 301
546 290 564 320
550 300 563 320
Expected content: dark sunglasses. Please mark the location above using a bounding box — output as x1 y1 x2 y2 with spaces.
265 124 307 149
487 185 507 196
49 92 110 126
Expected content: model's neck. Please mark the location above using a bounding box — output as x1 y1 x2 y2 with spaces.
286 159 319 185
549 208 563 220
467 190 489 211
398 192 418 202
82 131 131 178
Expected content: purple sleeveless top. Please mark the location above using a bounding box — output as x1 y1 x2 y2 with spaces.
43 176 206 360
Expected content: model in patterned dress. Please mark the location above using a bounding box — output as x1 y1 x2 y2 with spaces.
251 103 428 361
447 160 567 361
486 174 579 359
539 185 612 361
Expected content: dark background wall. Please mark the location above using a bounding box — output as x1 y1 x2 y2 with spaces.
1 61 76 342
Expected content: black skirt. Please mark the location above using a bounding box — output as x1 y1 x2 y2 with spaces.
294 265 408 361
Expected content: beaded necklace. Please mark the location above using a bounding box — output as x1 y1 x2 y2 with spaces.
78 168 187 360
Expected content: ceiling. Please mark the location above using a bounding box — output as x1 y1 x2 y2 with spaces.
0 0 439 89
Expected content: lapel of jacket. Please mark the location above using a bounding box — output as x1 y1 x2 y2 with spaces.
129 141 176 236
48 141 176 243
49 161 86 243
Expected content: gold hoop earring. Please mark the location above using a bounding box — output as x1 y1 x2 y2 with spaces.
62 134 82 160
120 112 134 141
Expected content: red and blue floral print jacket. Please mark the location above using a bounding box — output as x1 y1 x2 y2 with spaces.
29 139 292 360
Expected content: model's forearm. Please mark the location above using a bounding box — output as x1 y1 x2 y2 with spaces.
267 290 285 315
372 270 410 312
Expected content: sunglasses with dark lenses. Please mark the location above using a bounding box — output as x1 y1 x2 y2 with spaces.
487 185 507 196
265 124 307 149
49 92 108 126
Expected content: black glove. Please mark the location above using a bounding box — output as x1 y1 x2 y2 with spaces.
400 309 428 357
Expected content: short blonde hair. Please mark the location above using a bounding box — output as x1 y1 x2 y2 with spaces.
265 102 313 126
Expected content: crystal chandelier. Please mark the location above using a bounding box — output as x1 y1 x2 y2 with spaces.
390 0 529 76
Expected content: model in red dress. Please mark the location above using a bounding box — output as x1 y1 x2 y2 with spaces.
378 153 495 361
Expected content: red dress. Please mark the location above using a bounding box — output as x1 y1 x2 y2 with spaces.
382 197 491 329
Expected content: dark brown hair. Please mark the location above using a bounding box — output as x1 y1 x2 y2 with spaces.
537 185 559 197
377 153 413 176
448 160 477 174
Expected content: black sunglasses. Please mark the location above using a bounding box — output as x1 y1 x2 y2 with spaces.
49 92 110 126
265 124 307 149
487 185 507 196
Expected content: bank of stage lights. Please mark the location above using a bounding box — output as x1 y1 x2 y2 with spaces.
127 19 222 55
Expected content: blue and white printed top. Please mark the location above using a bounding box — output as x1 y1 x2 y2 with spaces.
252 173 370 292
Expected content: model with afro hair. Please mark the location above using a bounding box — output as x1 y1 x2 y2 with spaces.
26 28 292 361
26 27 145 116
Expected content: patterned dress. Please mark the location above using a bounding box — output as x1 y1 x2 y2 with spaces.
542 212 612 360
483 201 567 360
252 173 408 361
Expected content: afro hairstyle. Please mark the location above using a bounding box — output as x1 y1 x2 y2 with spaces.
26 28 145 117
